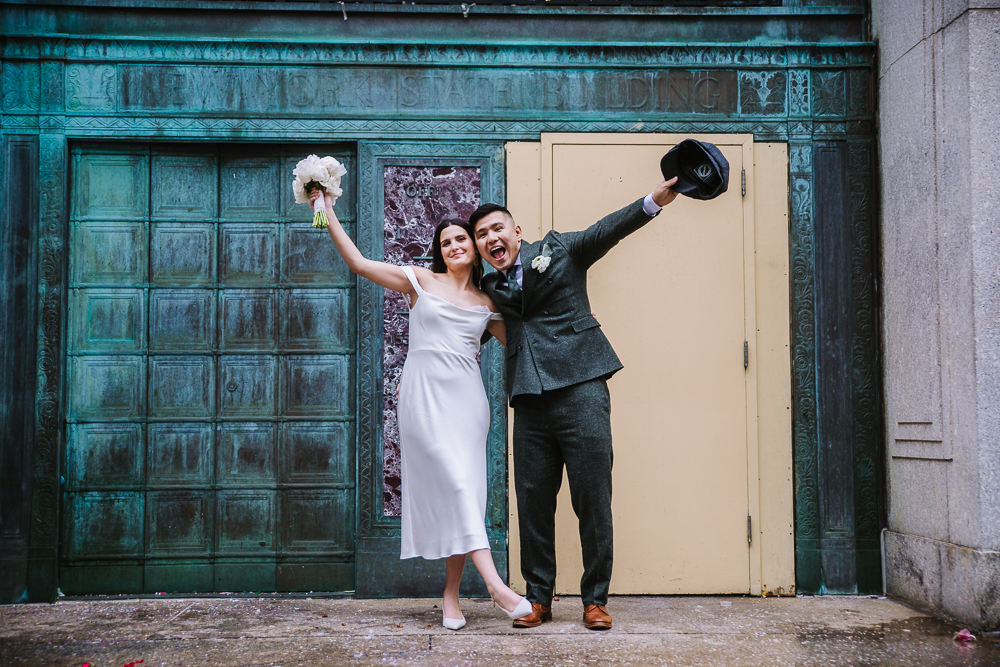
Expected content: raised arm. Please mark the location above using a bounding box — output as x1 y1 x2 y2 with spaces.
312 189 414 296
563 177 678 268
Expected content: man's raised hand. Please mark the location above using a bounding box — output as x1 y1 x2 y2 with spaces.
652 177 679 208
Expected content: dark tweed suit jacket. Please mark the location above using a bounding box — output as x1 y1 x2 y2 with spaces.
482 197 657 401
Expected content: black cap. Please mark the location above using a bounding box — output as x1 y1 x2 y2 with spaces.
659 139 730 201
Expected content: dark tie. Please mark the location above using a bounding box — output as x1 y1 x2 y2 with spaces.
497 267 522 302
506 268 521 292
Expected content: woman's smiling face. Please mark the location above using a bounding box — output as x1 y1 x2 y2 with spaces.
438 224 477 272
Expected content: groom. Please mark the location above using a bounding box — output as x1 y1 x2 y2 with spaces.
471 177 678 630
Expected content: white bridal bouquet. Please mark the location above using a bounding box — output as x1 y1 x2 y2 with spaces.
292 155 348 228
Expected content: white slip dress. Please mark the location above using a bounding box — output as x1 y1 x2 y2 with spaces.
397 266 503 560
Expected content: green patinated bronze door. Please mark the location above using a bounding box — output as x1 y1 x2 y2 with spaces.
61 142 358 594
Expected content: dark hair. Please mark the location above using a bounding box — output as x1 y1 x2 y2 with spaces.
469 203 513 231
431 218 482 287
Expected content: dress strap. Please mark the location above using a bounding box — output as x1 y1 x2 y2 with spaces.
400 266 424 294
489 312 503 321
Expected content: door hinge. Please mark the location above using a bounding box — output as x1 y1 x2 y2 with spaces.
741 168 746 197
748 515 752 545
744 340 748 369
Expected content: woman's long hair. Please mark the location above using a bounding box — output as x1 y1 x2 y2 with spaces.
430 218 482 287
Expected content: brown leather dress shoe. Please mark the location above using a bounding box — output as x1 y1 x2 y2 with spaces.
512 602 552 628
583 604 612 630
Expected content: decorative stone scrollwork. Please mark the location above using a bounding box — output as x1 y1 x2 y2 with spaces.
789 70 810 116
812 70 847 117
60 116 793 142
789 144 812 173
41 62 63 111
65 65 116 112
848 70 871 117
846 145 880 543
739 71 787 115
848 141 871 174
50 38 876 69
2 62 41 112
789 167 819 546
31 137 68 565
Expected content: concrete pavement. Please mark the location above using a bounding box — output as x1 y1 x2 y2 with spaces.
2 595 999 666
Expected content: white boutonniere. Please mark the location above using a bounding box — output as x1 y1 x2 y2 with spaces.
531 243 554 273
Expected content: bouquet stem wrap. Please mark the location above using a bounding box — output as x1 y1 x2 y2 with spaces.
310 188 328 229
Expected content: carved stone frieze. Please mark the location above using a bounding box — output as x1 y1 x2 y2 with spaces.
1 37 872 69
848 141 871 174
3 62 40 112
847 145 880 545
2 115 40 131
789 143 812 173
848 70 871 117
812 121 850 137
739 71 787 116
788 160 818 551
43 63 870 122
40 62 63 112
59 116 792 142
30 135 67 563
65 65 116 112
812 70 847 117
109 64 740 117
789 70 810 117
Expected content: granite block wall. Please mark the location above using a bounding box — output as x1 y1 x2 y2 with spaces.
873 0 1000 630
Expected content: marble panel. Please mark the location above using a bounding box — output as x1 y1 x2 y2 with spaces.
381 165 482 516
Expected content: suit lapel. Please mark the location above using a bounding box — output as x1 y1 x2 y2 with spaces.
518 240 542 317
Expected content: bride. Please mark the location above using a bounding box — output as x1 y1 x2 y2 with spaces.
310 190 531 629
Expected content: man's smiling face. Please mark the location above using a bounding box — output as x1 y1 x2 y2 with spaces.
474 211 522 272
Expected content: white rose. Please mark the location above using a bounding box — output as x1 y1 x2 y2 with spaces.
531 255 551 273
292 177 308 204
319 157 347 197
320 180 344 199
320 156 348 180
292 154 325 183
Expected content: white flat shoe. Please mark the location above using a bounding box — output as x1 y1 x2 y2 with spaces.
442 616 466 630
504 597 533 621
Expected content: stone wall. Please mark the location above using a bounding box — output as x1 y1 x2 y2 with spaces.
873 0 1000 630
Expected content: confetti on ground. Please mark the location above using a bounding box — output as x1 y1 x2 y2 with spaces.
954 629 976 642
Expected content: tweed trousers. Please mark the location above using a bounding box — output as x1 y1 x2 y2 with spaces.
512 378 614 607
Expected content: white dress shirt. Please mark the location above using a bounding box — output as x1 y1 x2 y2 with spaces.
642 193 663 216
506 254 523 287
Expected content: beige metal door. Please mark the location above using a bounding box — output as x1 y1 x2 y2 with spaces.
505 134 789 595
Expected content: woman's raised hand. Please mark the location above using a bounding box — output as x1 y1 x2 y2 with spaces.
308 187 330 211
316 187 413 296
